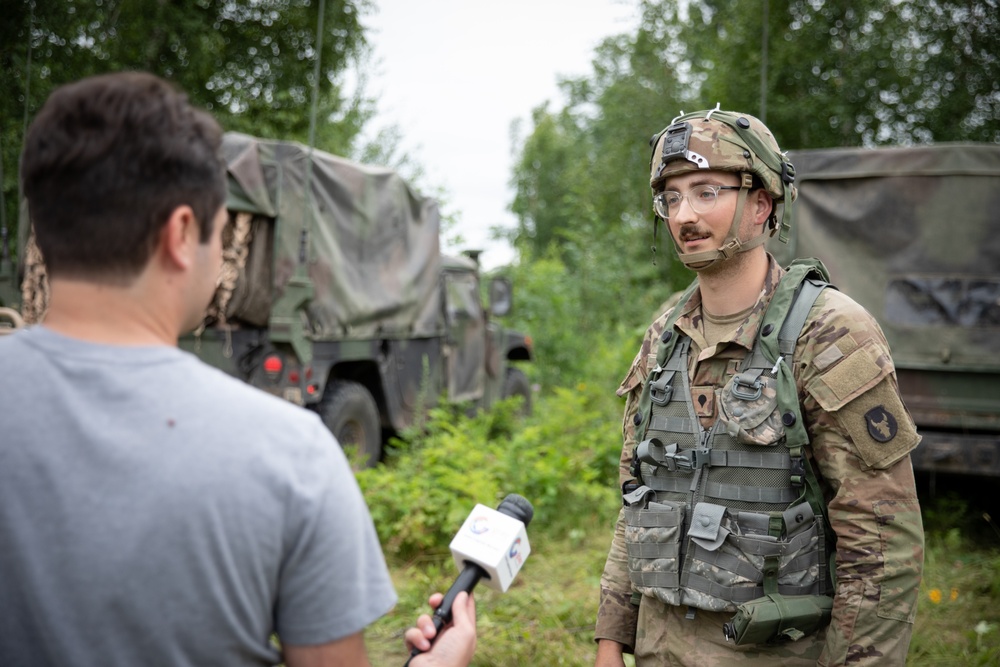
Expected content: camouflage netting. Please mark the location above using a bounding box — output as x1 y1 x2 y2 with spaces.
769 143 1000 373
19 231 48 325
207 213 271 326
18 212 260 329
221 132 444 339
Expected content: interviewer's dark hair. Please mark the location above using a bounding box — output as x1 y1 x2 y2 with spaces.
20 71 226 283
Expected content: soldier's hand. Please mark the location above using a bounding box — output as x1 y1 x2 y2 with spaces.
595 638 627 667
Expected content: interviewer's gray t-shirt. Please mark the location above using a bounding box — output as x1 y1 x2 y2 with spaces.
0 327 397 666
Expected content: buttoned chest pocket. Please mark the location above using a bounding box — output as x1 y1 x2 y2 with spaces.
718 372 785 447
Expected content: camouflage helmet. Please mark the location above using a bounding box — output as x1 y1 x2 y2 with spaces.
649 107 797 245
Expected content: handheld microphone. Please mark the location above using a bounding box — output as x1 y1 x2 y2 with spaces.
405 494 533 664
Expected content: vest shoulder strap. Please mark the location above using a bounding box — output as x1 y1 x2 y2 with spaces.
751 258 832 369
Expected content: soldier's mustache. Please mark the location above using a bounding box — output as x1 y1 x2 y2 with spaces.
678 226 712 242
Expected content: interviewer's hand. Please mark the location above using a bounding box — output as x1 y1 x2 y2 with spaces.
405 592 477 667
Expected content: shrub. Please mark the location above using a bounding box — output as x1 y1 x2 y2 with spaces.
356 384 623 560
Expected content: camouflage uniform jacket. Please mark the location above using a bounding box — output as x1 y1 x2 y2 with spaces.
596 256 925 665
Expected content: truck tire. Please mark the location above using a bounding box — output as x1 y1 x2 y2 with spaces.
503 367 532 416
0 307 25 336
317 380 382 469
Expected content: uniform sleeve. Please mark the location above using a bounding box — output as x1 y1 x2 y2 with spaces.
595 321 665 650
798 290 924 666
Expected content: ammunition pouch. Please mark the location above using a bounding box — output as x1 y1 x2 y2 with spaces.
722 593 832 645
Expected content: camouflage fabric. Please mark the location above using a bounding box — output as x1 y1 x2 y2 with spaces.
595 255 925 665
649 109 796 204
768 144 1000 477
636 596 825 665
221 132 443 339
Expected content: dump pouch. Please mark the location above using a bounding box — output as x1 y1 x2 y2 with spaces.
722 593 833 645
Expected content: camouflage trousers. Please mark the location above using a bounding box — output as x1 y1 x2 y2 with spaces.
634 595 826 666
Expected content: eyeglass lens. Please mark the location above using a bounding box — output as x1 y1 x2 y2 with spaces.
654 184 727 219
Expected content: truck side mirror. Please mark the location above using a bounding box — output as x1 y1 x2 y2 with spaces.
489 277 513 317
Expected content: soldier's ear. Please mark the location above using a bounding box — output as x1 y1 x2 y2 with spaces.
753 190 773 226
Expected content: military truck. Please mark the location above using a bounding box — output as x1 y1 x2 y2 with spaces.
0 231 24 334
771 143 1000 478
1 133 533 467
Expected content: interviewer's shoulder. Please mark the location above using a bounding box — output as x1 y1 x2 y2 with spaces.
179 352 325 430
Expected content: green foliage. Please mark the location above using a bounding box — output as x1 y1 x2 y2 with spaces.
358 379 628 666
356 384 623 560
909 523 1000 665
366 525 617 666
504 13 693 332
674 0 1000 148
1 0 373 260
503 2 1000 382
497 250 656 393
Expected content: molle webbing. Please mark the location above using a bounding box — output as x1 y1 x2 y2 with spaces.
628 260 834 610
635 259 832 474
642 475 800 505
637 442 792 470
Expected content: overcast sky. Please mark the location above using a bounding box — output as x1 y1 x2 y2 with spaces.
362 0 638 269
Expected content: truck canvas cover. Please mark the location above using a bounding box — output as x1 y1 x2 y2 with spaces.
771 143 1000 434
222 132 443 339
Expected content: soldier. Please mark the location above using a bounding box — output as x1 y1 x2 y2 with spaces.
0 71 475 667
594 108 924 666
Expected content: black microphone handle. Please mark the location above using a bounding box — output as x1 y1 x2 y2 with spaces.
405 563 484 665
433 561 485 630
403 494 532 666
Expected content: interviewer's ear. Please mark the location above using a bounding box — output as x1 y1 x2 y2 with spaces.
160 205 199 270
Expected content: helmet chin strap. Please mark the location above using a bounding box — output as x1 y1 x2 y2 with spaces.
670 173 768 271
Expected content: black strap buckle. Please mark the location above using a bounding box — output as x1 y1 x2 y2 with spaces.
781 160 796 184
790 455 807 489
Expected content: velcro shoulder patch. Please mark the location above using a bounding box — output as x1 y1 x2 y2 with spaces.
834 378 920 470
806 336 890 412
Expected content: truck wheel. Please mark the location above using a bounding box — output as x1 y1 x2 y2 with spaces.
317 380 382 469
503 367 532 416
0 307 25 336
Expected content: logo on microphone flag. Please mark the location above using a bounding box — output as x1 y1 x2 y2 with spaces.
450 503 531 592
508 537 523 565
470 516 490 535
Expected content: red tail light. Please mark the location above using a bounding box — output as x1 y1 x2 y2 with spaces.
263 355 283 376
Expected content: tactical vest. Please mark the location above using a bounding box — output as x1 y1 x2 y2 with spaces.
623 260 835 614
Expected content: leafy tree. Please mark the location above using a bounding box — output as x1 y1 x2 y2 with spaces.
505 0 1000 391
672 0 1000 147
503 1 696 389
1 0 373 261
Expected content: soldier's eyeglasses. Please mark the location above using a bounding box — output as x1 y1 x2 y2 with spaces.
653 184 742 219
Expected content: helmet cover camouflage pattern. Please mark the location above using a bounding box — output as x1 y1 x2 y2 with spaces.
649 109 797 205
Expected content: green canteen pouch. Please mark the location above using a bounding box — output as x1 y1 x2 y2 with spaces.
723 593 833 645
